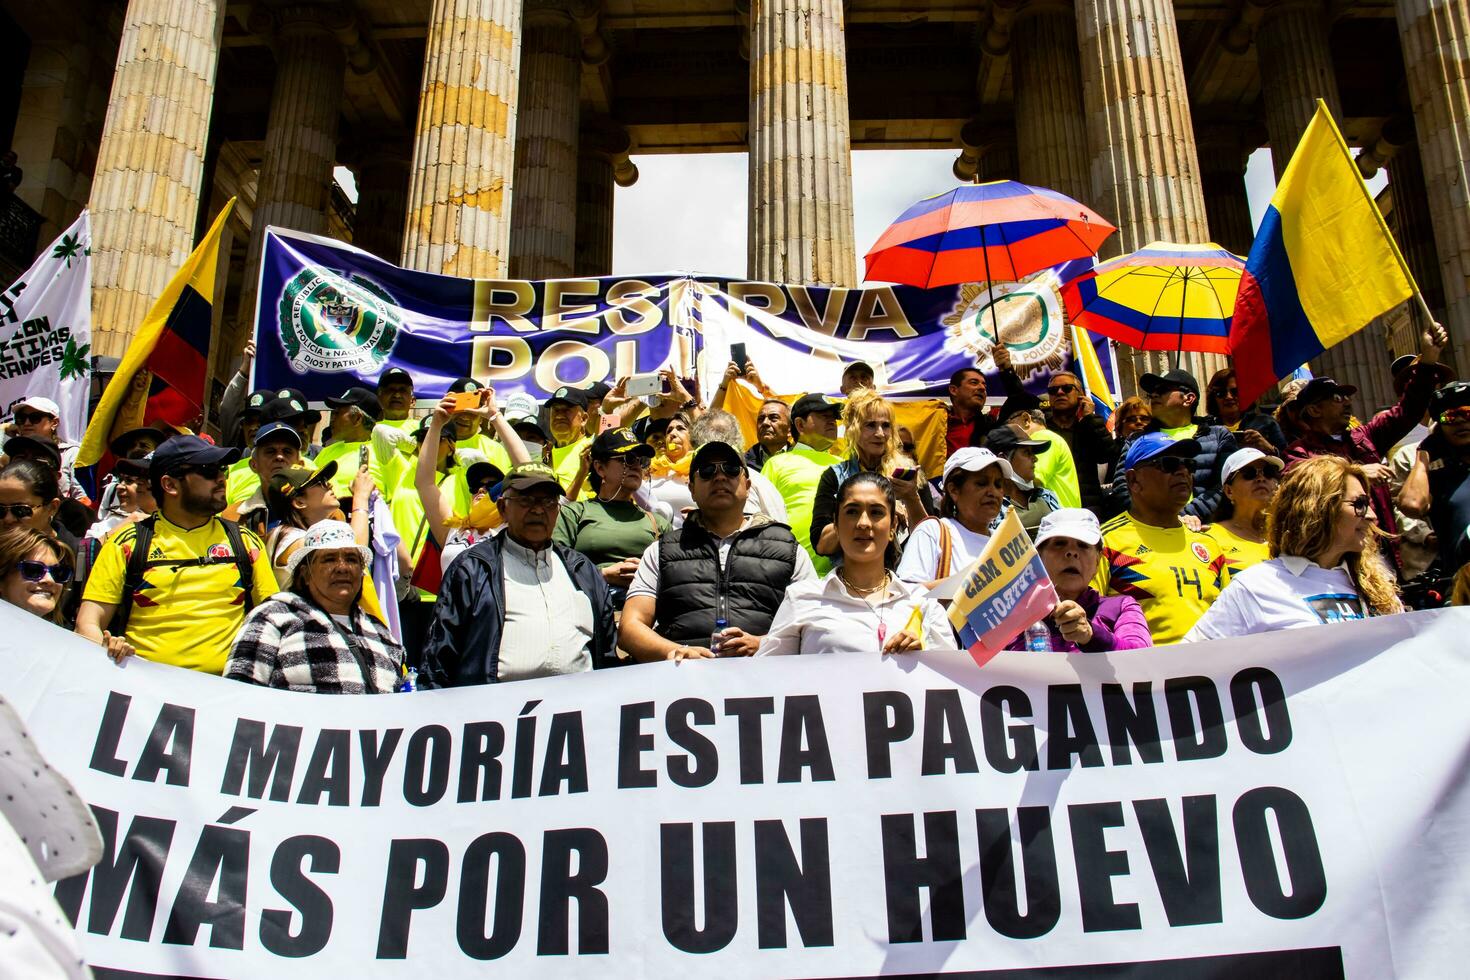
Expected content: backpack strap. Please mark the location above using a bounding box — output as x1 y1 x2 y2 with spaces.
112 514 158 636
111 515 256 636
219 518 257 614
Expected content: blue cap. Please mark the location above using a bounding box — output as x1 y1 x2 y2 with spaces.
149 434 240 479
253 421 303 448
1123 431 1202 471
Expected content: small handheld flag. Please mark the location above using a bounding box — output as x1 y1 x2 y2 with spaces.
946 510 1059 666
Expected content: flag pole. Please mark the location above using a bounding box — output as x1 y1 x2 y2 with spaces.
1316 99 1439 330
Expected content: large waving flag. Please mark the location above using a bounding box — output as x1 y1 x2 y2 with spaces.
1230 103 1416 406
79 199 235 466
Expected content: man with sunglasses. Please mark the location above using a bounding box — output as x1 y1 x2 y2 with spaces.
421 461 617 686
76 435 278 674
620 440 816 661
1106 369 1236 522
1284 323 1448 575
1042 371 1116 515
1095 433 1226 645
1400 382 1470 582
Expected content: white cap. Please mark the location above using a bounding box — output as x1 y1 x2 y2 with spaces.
1034 507 1103 547
285 519 371 578
942 446 1015 486
1221 447 1283 485
12 396 60 418
503 391 540 425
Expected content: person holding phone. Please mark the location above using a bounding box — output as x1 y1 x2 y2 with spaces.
810 388 937 560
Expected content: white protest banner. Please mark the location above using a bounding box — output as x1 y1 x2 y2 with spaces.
3 607 1469 978
0 211 91 441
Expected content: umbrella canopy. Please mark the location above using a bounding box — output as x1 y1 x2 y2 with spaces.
1071 242 1245 356
863 180 1115 288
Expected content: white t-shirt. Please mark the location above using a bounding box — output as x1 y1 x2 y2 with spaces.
627 517 818 599
1184 556 1369 641
757 572 955 655
895 517 991 584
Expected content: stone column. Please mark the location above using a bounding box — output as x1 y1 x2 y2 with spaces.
1010 6 1090 204
401 0 522 278
1075 0 1220 386
1256 0 1342 180
508 0 583 280
89 0 224 358
235 4 347 333
573 122 638 276
748 0 857 286
1398 0 1470 364
351 145 412 262
1195 123 1256 256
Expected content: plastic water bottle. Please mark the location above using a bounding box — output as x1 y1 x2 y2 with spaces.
710 618 728 656
1023 621 1051 653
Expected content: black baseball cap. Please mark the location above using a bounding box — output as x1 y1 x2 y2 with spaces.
1430 381 1470 415
592 427 656 459
547 385 590 410
1138 370 1200 398
465 460 506 494
324 386 382 422
108 426 169 459
585 381 611 401
447 376 486 394
378 367 413 389
791 393 840 419
503 461 564 494
984 426 1050 455
1295 377 1359 406
150 434 240 478
4 435 61 469
253 421 304 449
415 415 456 441
240 389 273 418
689 440 744 475
636 416 671 444
267 387 321 425
112 453 152 477
265 462 339 517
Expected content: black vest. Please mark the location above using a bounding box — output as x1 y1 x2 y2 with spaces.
653 520 800 645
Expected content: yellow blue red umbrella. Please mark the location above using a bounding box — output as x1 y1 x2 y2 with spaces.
1070 242 1245 358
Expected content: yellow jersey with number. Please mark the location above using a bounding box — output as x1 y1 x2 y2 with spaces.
1093 513 1228 645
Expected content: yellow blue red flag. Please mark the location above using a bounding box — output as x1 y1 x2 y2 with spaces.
1229 103 1415 406
946 509 1059 665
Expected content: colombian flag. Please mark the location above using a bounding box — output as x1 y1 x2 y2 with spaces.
79 199 235 466
1230 103 1415 406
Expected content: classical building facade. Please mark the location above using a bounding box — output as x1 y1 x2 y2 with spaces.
1 0 1465 402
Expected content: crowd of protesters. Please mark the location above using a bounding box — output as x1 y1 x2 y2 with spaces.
3 318 1466 694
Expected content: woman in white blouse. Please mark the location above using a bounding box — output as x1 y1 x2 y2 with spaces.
759 472 953 655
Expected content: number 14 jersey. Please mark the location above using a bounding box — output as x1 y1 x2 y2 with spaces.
1094 513 1229 645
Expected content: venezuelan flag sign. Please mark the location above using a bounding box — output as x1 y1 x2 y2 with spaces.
1230 103 1416 406
79 199 234 466
946 509 1059 666
1072 324 1117 419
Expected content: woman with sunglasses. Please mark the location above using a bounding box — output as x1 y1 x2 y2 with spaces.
1187 456 1401 640
0 525 73 624
1204 368 1286 452
1205 448 1282 572
0 459 81 573
554 427 671 603
760 472 952 656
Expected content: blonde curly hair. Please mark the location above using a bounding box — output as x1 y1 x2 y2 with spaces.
1267 456 1401 616
841 387 900 475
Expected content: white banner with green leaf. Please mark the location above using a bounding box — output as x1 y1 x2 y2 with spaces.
0 210 91 442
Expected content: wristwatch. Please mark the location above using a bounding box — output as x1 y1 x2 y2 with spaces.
681 398 697 410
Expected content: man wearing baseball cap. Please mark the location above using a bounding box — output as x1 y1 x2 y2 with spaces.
761 393 843 573
1094 431 1226 645
1284 322 1449 575
313 385 396 499
223 419 307 535
1107 368 1236 522
76 435 277 675
226 392 319 506
1400 380 1470 578
422 461 618 687
376 367 418 432
7 395 87 505
546 386 594 496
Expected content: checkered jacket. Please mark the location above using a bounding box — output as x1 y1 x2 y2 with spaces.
226 592 404 694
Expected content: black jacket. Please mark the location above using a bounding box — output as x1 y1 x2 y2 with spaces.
1105 419 1238 522
1045 410 1116 515
421 534 618 687
1203 411 1288 451
653 515 800 645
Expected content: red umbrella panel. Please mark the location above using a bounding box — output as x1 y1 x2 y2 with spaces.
863 180 1116 288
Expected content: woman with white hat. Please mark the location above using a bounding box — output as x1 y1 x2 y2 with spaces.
1206 447 1282 572
895 447 1009 588
226 520 404 693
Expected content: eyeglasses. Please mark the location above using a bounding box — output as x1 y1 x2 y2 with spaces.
1210 386 1241 398
12 411 49 426
504 493 559 510
694 461 744 481
174 463 226 481
607 453 646 468
1047 383 1079 396
0 503 35 520
1121 414 1152 428
1439 406 1470 425
1344 495 1372 518
15 559 72 584
1232 464 1281 482
1137 455 1190 474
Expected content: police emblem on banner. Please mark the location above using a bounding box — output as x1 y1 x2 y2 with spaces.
278 268 400 374
941 271 1071 377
